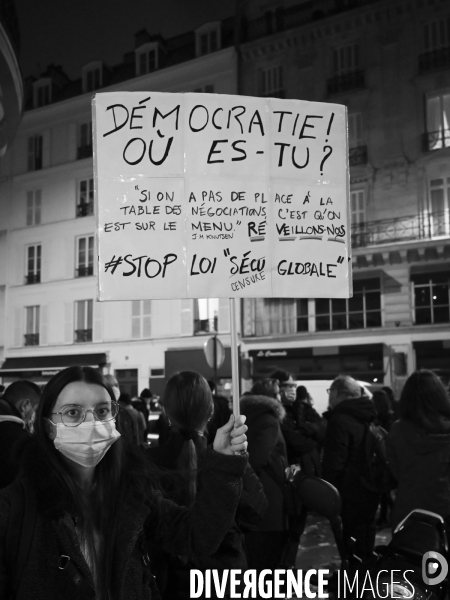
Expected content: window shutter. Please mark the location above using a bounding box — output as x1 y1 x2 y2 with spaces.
26 192 33 226
131 300 141 338
40 305 48 345
180 299 193 336
64 302 73 343
143 300 151 338
35 190 42 225
42 130 51 168
218 298 230 333
68 123 77 161
93 301 103 342
14 308 22 347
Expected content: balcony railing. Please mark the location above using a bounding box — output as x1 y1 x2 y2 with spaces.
76 265 94 277
25 273 40 284
327 70 365 95
77 144 93 159
422 129 450 152
351 211 450 248
349 145 368 166
24 333 39 346
75 329 92 343
419 47 450 73
77 201 94 217
194 317 218 335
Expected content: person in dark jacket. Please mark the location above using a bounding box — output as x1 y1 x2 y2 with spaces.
386 369 450 530
147 371 267 599
0 366 248 600
322 374 380 564
240 392 289 571
0 380 41 489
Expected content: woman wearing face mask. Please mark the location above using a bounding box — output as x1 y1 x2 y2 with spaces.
0 366 248 600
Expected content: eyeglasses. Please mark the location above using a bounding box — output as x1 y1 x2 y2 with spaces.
50 402 119 427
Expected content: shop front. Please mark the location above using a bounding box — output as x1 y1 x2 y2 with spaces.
0 353 108 385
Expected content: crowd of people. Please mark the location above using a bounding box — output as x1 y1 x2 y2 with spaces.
0 365 449 598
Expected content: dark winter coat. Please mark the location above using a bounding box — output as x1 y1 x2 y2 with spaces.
322 397 379 501
0 399 29 489
281 401 322 476
240 395 288 531
0 437 247 600
147 431 267 598
387 419 450 528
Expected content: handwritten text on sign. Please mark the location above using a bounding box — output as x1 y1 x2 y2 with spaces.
93 92 351 300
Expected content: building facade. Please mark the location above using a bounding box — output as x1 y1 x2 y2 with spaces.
1 0 449 399
238 0 450 397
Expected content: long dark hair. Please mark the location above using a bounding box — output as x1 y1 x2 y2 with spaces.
399 369 450 433
163 371 213 506
34 366 155 599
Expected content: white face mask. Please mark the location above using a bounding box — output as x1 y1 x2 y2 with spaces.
52 420 121 468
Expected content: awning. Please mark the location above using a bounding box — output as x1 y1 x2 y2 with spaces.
165 347 231 380
0 353 108 376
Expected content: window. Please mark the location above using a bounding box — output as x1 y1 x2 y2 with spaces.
131 300 151 338
413 272 450 325
261 65 284 98
425 93 450 150
315 279 381 331
75 300 93 342
427 177 450 235
348 113 363 148
26 244 41 284
333 43 360 75
137 47 158 75
76 236 94 277
194 299 218 334
26 190 41 226
424 19 450 52
196 24 220 57
244 299 309 336
77 178 94 217
27 135 43 171
24 306 40 346
351 189 366 225
78 122 92 159
34 81 51 108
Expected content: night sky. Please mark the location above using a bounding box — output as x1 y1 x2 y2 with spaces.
15 0 236 79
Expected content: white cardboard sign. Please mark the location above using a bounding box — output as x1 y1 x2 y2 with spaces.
93 92 351 300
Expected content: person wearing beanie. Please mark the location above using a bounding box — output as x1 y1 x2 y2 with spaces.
322 375 380 565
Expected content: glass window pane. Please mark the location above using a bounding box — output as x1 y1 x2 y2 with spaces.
432 283 448 306
296 317 308 332
348 293 363 312
76 301 85 329
332 314 347 330
415 285 431 307
316 315 330 331
26 307 33 333
332 298 346 313
366 292 381 310
143 300 151 315
416 307 431 325
88 237 94 265
366 311 382 328
434 306 450 323
143 316 151 337
316 299 330 314
349 312 364 329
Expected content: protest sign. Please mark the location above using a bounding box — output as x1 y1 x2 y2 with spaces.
93 92 351 300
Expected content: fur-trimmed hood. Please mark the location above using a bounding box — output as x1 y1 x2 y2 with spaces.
240 394 286 424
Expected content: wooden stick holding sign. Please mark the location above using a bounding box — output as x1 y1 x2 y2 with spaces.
229 297 240 419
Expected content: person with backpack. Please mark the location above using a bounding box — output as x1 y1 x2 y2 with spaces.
386 369 450 530
0 366 248 600
322 375 380 566
147 371 267 599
